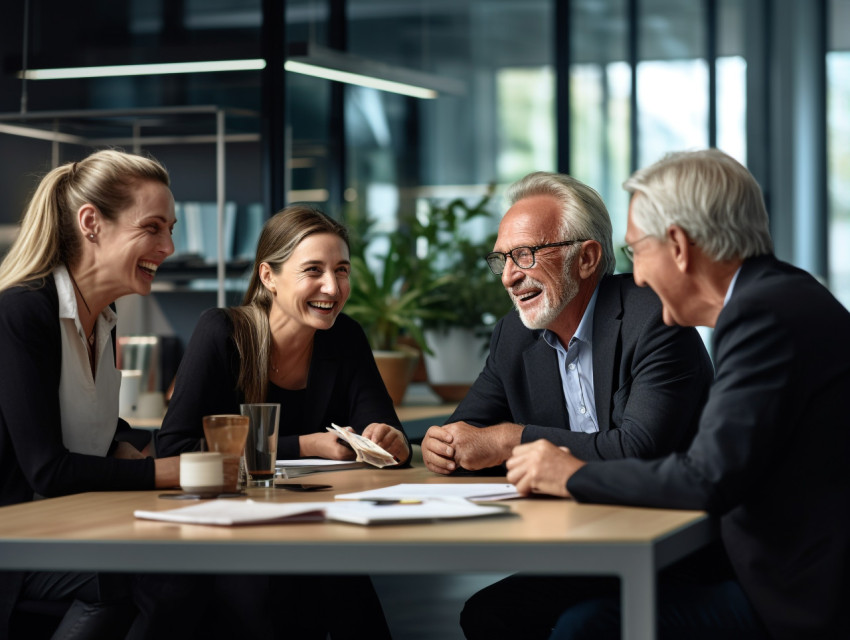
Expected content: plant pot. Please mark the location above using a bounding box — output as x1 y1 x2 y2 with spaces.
423 328 489 403
373 345 420 405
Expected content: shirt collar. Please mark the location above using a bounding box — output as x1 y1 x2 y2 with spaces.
542 282 601 350
53 263 117 328
723 265 743 308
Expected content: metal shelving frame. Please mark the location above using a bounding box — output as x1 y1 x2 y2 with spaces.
0 105 260 307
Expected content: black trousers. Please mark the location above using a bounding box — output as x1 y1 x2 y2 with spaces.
459 543 768 640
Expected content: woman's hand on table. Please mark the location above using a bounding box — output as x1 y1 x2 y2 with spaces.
154 456 181 489
112 441 147 460
362 423 409 463
299 431 357 460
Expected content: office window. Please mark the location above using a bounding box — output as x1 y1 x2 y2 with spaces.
344 0 553 237
716 0 747 163
497 67 556 182
637 0 708 168
828 0 850 307
569 0 632 247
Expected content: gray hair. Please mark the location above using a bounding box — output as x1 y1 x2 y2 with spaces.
505 171 616 276
623 149 773 261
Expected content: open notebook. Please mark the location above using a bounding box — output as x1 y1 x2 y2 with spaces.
134 497 511 526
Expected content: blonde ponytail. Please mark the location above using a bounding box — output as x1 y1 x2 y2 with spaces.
0 166 73 292
0 149 169 294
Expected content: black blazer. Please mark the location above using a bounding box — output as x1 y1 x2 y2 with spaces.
156 309 408 461
0 276 155 632
449 273 714 461
569 256 850 638
0 277 155 507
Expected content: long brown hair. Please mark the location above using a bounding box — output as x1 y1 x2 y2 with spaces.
0 149 170 293
229 204 350 402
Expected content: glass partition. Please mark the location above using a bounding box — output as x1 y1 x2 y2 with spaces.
828 0 850 307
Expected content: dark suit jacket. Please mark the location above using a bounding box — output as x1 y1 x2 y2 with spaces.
0 276 154 632
156 308 409 461
449 273 714 461
569 256 850 638
0 277 155 506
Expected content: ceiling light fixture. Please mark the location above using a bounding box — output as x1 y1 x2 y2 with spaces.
18 59 266 80
17 44 465 100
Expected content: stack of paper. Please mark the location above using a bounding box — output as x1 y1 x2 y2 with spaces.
276 459 365 478
134 497 510 526
334 483 521 503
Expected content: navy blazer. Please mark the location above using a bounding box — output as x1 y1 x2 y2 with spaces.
156 308 408 461
569 256 850 637
449 273 714 461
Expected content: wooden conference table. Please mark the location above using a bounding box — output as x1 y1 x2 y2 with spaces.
0 464 715 640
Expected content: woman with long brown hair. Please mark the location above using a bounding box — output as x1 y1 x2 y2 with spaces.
158 203 409 464
157 204 408 639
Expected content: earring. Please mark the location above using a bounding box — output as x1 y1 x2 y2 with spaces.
88 233 96 240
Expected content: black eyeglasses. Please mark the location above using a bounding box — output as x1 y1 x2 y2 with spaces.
485 239 587 275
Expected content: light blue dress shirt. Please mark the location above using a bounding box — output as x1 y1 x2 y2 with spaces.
542 285 600 434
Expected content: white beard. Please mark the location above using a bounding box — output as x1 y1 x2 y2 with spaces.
511 248 579 330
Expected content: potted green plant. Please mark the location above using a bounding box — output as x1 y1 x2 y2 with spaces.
345 221 455 405
411 186 513 401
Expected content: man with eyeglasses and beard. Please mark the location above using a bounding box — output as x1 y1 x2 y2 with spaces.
419 171 714 640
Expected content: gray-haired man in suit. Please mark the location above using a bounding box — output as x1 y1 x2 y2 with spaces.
507 150 850 638
422 171 713 477
420 171 714 640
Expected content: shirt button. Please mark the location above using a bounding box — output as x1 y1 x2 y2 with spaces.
568 363 575 371
580 406 587 414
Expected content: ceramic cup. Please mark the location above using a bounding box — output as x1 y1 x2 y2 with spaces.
179 451 225 498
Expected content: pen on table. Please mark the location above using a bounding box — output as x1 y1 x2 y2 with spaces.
360 499 423 506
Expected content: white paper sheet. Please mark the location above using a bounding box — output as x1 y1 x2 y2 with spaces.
134 497 510 526
334 483 521 502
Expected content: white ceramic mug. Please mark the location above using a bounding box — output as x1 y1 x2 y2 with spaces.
179 452 224 497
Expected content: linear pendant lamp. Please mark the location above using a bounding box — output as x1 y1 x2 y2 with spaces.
17 43 465 100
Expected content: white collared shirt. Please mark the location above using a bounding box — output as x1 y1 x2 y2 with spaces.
54 264 121 455
542 285 600 433
723 266 743 307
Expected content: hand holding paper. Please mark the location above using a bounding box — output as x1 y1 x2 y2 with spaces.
328 423 398 468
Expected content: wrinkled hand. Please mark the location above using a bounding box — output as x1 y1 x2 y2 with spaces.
421 425 457 474
505 440 585 498
443 421 522 471
299 430 357 461
362 423 409 463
